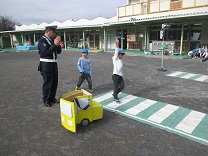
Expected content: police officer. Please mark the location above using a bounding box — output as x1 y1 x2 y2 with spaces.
38 26 62 107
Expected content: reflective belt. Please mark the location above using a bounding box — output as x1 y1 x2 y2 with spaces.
40 58 57 62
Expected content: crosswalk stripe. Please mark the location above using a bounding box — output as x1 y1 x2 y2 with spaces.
116 97 146 112
93 91 113 103
148 104 179 123
167 71 184 77
191 115 208 140
106 95 138 109
103 105 208 145
161 107 191 128
195 75 208 82
181 73 197 79
99 93 128 106
122 110 208 145
166 71 208 83
175 110 206 134
125 99 157 115
94 91 208 146
136 102 167 119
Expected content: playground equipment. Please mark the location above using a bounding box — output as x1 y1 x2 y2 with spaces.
60 89 103 133
16 45 38 50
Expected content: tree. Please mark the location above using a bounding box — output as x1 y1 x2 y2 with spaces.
0 15 21 31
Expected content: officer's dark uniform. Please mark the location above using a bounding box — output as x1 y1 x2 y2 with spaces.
38 26 62 107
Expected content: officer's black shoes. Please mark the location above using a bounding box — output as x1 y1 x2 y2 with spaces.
50 98 60 103
44 101 52 107
43 98 59 107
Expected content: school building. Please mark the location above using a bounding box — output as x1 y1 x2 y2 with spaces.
0 0 208 55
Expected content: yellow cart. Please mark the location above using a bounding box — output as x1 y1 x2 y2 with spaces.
60 89 103 133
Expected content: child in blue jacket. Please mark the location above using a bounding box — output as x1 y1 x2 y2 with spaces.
75 49 93 93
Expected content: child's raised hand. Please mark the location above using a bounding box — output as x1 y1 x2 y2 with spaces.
115 38 119 43
115 38 119 48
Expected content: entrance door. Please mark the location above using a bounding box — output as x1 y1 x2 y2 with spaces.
89 34 99 49
123 29 127 49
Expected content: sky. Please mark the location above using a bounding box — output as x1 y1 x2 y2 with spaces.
0 0 127 25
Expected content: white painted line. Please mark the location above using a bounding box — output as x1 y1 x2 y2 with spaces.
181 73 197 79
125 99 157 115
167 71 184 77
148 104 179 123
106 95 138 109
195 75 208 82
93 91 113 103
104 105 208 144
175 111 206 134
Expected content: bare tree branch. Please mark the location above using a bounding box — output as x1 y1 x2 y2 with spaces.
0 15 21 31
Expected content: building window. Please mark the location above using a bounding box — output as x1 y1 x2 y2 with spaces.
150 31 158 40
177 30 188 40
167 30 177 40
129 0 139 4
191 30 201 41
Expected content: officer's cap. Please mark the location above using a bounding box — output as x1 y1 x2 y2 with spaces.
118 48 125 54
45 25 57 32
82 49 88 53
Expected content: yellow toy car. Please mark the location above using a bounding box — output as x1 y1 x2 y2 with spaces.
60 89 103 133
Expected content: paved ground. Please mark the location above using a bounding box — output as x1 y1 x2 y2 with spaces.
1 50 208 156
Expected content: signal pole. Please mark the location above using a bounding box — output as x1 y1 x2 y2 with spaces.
158 23 170 72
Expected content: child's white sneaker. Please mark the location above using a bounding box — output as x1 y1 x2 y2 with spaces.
113 98 120 103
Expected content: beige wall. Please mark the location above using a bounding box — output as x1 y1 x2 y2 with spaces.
118 0 208 17
196 0 208 6
183 0 195 8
